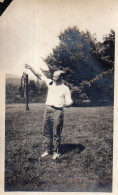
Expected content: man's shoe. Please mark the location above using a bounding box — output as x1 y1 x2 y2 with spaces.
41 151 49 158
52 152 61 160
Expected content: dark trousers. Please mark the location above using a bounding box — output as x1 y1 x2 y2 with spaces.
43 105 64 153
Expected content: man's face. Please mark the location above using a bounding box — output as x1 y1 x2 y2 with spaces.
53 72 61 81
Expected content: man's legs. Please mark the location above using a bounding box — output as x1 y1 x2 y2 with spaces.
53 109 64 159
41 106 64 159
42 107 53 156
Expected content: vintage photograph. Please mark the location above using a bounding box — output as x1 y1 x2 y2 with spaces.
0 0 117 193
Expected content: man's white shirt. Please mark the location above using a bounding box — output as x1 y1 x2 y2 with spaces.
41 77 73 108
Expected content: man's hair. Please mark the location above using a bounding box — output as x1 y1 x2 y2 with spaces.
54 70 65 76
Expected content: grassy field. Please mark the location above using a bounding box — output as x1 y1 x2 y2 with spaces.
5 103 113 192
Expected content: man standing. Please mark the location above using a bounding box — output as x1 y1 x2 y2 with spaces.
25 64 73 160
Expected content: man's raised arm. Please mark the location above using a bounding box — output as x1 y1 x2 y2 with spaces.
25 64 52 86
25 64 43 80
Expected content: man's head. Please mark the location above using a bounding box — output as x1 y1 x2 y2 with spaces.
53 70 65 82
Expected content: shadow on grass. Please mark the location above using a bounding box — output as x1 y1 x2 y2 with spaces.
60 143 85 155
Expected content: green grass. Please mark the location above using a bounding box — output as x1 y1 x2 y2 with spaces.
5 103 113 192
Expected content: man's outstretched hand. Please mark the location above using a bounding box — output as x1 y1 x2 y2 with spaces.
25 64 31 70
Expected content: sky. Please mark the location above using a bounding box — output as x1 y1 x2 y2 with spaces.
0 0 117 79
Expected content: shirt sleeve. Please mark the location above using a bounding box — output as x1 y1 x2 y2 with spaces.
41 75 52 86
64 86 73 106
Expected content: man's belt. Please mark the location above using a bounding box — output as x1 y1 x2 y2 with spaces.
47 105 63 110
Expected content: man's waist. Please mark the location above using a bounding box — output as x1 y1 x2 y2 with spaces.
46 105 63 110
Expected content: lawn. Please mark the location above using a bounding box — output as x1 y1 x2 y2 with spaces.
5 103 113 192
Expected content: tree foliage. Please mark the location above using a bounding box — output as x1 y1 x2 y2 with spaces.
95 30 115 69
28 80 48 103
80 68 114 102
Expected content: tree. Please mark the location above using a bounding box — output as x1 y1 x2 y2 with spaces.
44 26 106 88
95 30 115 69
28 80 48 103
81 68 114 103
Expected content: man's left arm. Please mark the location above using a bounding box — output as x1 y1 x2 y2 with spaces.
64 87 73 107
